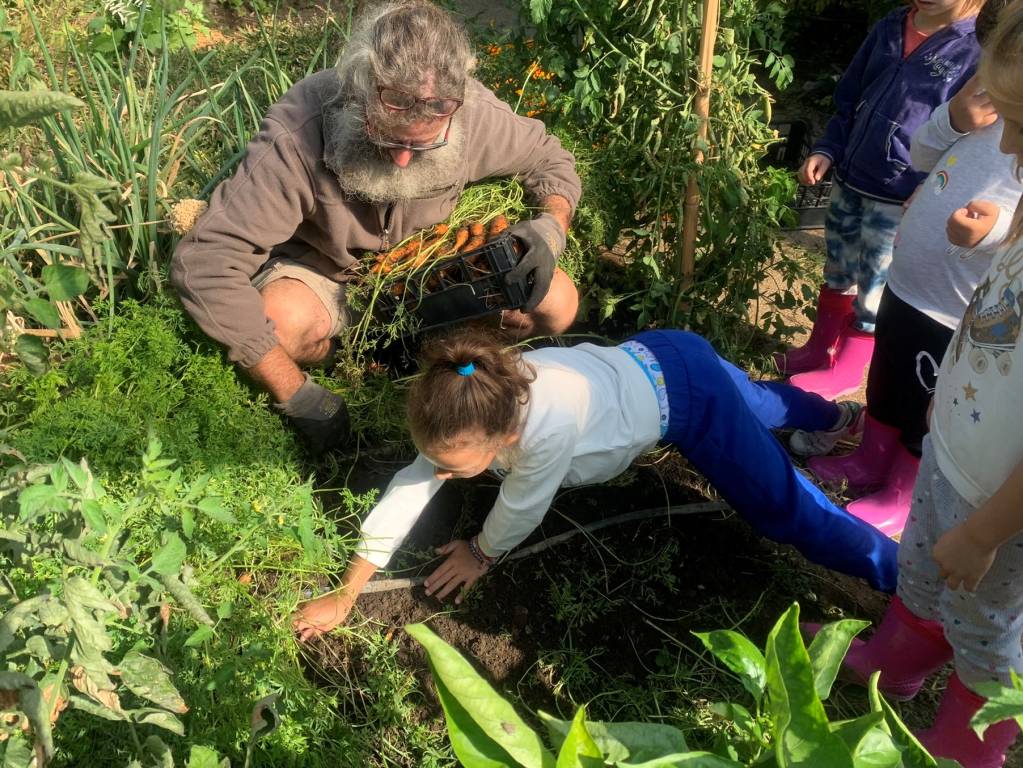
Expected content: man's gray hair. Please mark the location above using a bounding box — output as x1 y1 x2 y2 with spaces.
338 1 476 121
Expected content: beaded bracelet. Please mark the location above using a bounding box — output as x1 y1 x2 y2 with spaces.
468 535 494 567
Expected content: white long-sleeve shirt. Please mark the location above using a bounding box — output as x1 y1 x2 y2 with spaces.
886 102 1021 329
356 344 661 568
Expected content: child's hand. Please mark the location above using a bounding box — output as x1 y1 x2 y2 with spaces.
947 200 1000 248
948 74 998 133
798 153 832 186
424 539 489 604
292 592 355 642
933 521 998 592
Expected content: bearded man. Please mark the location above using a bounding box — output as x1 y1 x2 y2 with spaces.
170 1 581 454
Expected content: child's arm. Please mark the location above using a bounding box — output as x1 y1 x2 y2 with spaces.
292 454 444 640
911 75 997 173
423 427 576 602
932 458 1023 592
292 555 377 641
811 19 883 170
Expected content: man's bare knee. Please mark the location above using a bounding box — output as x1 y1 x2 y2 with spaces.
260 278 333 363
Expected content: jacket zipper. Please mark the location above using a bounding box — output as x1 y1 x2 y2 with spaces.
378 202 395 251
843 20 962 172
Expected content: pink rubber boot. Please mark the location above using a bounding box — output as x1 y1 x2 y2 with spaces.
774 285 856 375
846 444 920 537
808 413 901 493
802 596 952 701
918 673 1020 768
789 325 875 400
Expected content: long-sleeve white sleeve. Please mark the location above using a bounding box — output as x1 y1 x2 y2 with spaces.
910 102 966 173
476 424 577 558
355 454 445 568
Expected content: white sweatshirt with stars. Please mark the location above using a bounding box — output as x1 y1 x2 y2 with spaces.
932 237 1023 507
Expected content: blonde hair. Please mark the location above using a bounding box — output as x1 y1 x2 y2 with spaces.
980 0 1023 242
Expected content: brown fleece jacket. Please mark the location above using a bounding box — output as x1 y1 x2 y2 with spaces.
171 69 582 369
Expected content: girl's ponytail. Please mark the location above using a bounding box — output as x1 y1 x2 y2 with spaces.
407 326 534 450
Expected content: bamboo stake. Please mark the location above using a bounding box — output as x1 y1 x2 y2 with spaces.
680 0 720 288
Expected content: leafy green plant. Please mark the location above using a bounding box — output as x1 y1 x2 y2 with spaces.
86 0 210 55
407 603 1002 766
0 439 223 765
524 0 802 351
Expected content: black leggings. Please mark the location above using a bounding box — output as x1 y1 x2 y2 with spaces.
866 287 955 456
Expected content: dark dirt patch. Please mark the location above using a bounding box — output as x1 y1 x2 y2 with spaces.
310 449 889 737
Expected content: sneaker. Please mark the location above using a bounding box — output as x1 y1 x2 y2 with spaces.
789 401 864 457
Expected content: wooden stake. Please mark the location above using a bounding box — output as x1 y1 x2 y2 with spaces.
680 0 720 289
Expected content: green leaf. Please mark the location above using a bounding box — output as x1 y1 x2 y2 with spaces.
67 694 128 721
620 754 744 767
764 603 853 767
196 497 235 524
141 735 174 768
187 746 229 768
0 89 84 129
708 701 761 742
150 533 186 577
22 298 61 329
41 263 90 301
17 483 59 522
64 577 116 653
540 713 688 763
556 707 603 768
406 623 555 768
79 499 108 534
14 333 48 374
185 625 214 648
216 602 233 621
433 675 516 767
878 697 936 767
529 0 553 24
134 709 185 736
807 619 870 700
972 679 1023 738
2 730 35 768
693 629 766 701
118 652 188 714
181 507 195 539
850 727 901 768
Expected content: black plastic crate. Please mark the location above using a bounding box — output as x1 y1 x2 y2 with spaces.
374 232 529 333
791 179 833 229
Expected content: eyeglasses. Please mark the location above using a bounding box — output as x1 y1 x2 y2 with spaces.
377 86 463 118
367 117 453 152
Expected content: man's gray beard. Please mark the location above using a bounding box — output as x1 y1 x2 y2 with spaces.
323 105 465 203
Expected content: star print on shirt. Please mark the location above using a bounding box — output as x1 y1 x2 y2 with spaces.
971 409 981 423
947 156 958 166
963 382 978 401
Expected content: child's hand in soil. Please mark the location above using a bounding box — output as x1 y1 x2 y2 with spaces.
424 539 489 604
292 592 355 642
933 521 998 592
947 200 1000 248
798 153 831 186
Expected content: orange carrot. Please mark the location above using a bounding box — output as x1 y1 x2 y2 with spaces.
450 226 469 254
487 215 508 239
468 221 484 238
462 235 485 254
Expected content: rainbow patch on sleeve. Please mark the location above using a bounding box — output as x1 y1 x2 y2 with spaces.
934 169 950 193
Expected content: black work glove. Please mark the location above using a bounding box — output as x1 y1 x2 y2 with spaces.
274 374 351 455
505 213 567 312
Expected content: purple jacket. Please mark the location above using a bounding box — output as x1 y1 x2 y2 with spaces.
813 8 979 204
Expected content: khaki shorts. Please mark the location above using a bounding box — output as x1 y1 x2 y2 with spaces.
251 255 350 338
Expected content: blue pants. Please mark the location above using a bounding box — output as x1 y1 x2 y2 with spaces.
632 330 899 592
823 182 903 332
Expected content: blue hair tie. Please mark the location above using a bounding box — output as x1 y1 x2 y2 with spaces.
456 362 475 376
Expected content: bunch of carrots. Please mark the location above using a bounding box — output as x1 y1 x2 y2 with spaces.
369 214 510 276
